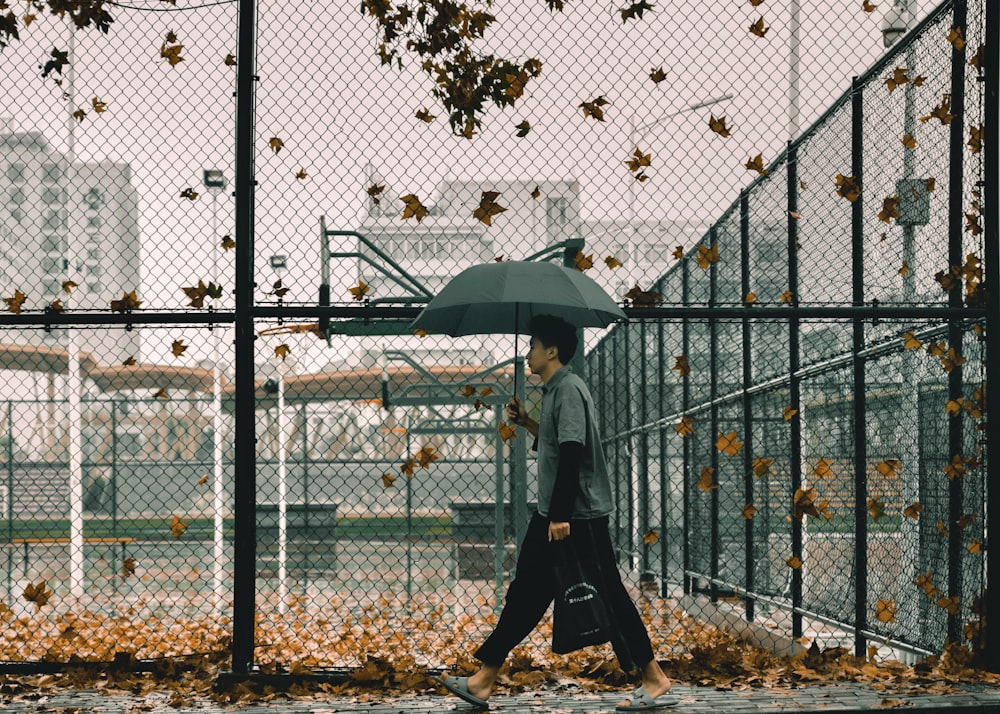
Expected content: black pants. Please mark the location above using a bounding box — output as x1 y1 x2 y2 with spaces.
475 512 655 672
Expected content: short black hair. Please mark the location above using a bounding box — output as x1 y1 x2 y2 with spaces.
529 314 578 364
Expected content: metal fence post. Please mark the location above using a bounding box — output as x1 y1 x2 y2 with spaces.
709 227 720 601
639 320 650 577
983 0 999 671
787 139 804 641
682 259 692 594
739 191 755 621
850 78 869 658
231 0 259 676
656 279 669 588
946 0 968 646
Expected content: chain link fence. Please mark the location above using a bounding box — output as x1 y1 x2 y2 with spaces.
0 0 992 676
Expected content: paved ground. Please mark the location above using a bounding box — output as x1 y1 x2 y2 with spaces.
4 682 1000 713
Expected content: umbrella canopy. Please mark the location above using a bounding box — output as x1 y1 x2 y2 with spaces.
409 260 626 336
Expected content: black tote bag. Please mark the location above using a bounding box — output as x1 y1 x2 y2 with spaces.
550 537 612 654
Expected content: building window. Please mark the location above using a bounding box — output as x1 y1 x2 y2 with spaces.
42 163 62 183
6 163 24 182
84 188 102 210
546 197 568 225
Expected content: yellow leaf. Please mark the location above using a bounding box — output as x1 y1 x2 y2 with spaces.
875 599 896 623
898 261 910 277
3 289 26 314
835 173 861 202
274 344 290 361
752 457 773 477
153 386 168 399
875 459 902 477
945 398 964 416
413 328 427 337
578 95 609 121
268 137 284 153
780 290 794 304
937 519 949 537
742 503 758 520
400 458 416 478
940 347 965 373
919 94 955 125
786 555 803 570
903 501 923 520
783 405 798 420
473 191 507 226
813 458 834 479
672 354 690 378
72 109 86 123
23 580 52 609
708 113 730 137
91 97 106 113
159 41 184 66
716 431 743 457
902 330 922 350
936 594 961 615
672 246 684 260
48 299 65 314
349 279 370 301
744 153 768 175
498 422 516 442
625 147 652 173
381 471 396 489
400 193 428 222
479 387 494 398
530 185 541 200
221 235 235 251
878 195 901 223
944 454 967 480
415 446 439 468
862 0 876 11
901 133 916 149
697 466 717 493
171 339 187 357
745 292 757 304
947 26 965 50
294 168 308 180
224 53 237 66
367 184 385 204
198 474 209 486
788 211 803 220
23 13 35 25
415 108 436 123
967 539 982 555
868 496 887 521
459 385 476 398
122 557 137 578
122 356 137 366
675 416 695 437
695 243 720 270
573 250 594 271
642 530 659 545
748 16 769 37
604 256 623 269
170 515 187 538
886 66 909 91
649 66 666 83
111 290 144 312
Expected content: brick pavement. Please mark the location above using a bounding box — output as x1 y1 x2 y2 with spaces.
3 682 1000 713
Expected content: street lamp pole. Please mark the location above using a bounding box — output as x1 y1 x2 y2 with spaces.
627 94 733 256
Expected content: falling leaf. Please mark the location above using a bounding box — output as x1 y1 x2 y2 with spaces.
642 530 659 545
400 194 428 222
23 13 36 25
941 347 965 373
170 516 187 538
294 168 308 180
898 261 910 277
41 48 70 78
745 153 768 175
221 235 235 251
748 15 769 37
945 398 964 416
225 53 237 66
153 387 168 399
367 184 385 205
498 422 516 442
675 416 695 436
695 243 720 270
122 557 137 577
415 446 439 468
23 580 52 609
460 385 476 398
913 74 926 86
901 133 916 149
604 256 623 269
915 571 939 598
623 284 663 307
783 405 798 421
381 471 396 488
91 97 106 113
937 519 950 537
625 147 652 173
926 340 947 357
937 595 961 615
649 67 666 83
47 299 64 313
3 289 26 314
967 124 983 154
968 44 985 69
965 212 982 236
745 292 757 304
788 211 802 220
71 109 86 123
198 474 209 486
967 539 982 555
868 496 887 521
413 328 427 337
530 186 541 200
875 599 896 623
903 502 923 520
885 66 909 91
672 355 690 378
122 356 137 366
780 290 794 304
708 114 730 137
171 339 187 357
110 290 142 313
415 108 435 123
478 387 494 398
573 251 594 271
956 513 978 529
947 26 965 50
813 458 834 479
697 466 717 493
752 457 774 477
716 431 743 457
514 120 530 137
182 280 212 308
919 94 955 125
579 95 609 121
180 187 199 201
877 195 900 223
862 0 876 11
267 279 289 298
786 555 803 570
268 137 284 154
742 503 758 520
159 40 184 66
619 0 654 22
943 454 967 480
672 246 684 260
400 458 417 478
473 191 507 226
875 459 902 478
274 344 290 361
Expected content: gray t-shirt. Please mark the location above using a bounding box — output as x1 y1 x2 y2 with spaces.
534 366 614 519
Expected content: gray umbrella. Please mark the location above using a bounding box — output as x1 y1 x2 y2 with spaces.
410 260 626 391
409 260 625 337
